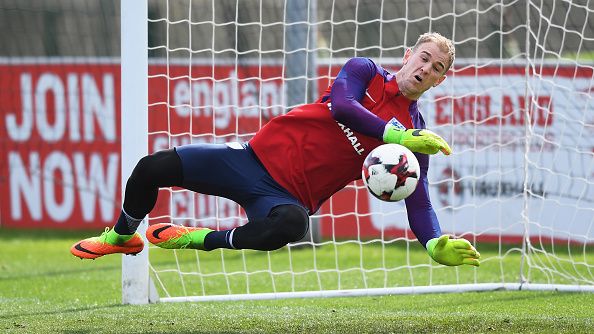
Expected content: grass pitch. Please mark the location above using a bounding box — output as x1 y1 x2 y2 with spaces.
0 228 592 333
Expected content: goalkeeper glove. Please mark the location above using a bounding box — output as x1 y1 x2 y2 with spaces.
426 235 481 267
383 125 452 155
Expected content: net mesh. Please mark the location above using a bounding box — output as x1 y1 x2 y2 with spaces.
144 0 594 299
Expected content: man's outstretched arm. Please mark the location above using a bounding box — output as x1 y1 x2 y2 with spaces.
405 154 480 267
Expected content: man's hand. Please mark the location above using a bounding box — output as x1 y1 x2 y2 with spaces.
426 235 481 267
383 126 452 155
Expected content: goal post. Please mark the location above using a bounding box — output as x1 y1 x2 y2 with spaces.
120 0 594 304
120 0 155 305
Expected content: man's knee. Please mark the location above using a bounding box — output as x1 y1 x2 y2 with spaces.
269 205 309 243
130 153 162 184
129 149 181 186
128 155 153 186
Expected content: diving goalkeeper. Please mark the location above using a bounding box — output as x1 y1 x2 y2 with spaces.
71 32 480 267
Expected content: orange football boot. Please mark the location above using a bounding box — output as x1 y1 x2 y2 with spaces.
146 223 213 250
70 227 145 259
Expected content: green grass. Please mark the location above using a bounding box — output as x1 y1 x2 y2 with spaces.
1 228 593 333
562 50 594 61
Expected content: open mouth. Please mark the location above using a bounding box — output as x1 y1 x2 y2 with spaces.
414 75 423 82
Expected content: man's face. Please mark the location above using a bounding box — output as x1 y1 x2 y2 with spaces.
398 42 449 98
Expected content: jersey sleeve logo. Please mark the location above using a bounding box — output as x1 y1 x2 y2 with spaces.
388 117 407 130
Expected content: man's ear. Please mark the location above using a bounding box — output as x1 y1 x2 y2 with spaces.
433 75 447 87
402 48 412 65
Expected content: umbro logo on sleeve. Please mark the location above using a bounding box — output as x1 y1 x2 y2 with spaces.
387 117 407 130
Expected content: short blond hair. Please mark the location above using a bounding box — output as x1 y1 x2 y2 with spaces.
413 32 455 72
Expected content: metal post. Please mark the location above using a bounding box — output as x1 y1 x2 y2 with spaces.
121 0 153 304
285 0 319 244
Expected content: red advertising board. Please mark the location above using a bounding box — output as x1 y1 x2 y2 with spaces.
1 60 591 245
0 63 122 228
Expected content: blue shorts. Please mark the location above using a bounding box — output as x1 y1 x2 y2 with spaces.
175 142 306 220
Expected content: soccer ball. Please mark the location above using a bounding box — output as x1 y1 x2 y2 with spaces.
362 144 420 202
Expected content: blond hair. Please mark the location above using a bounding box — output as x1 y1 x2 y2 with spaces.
413 32 455 72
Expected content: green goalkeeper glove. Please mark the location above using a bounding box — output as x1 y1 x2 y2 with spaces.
383 125 452 155
426 235 481 267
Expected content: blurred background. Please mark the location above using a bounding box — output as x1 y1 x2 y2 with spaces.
1 0 592 59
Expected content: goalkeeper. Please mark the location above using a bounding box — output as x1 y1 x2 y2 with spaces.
71 32 480 268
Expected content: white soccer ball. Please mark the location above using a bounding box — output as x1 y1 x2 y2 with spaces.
362 144 420 202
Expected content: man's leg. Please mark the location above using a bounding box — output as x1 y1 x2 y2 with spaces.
229 204 309 250
71 149 185 259
115 149 183 234
147 204 309 251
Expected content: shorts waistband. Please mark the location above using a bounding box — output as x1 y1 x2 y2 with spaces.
243 142 267 171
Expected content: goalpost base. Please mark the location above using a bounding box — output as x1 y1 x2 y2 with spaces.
158 283 594 303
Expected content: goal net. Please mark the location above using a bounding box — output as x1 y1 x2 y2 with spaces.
122 0 594 302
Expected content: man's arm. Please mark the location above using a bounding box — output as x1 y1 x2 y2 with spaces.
405 153 481 266
329 57 387 138
405 153 441 246
329 58 451 155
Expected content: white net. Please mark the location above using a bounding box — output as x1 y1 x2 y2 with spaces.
143 0 594 301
